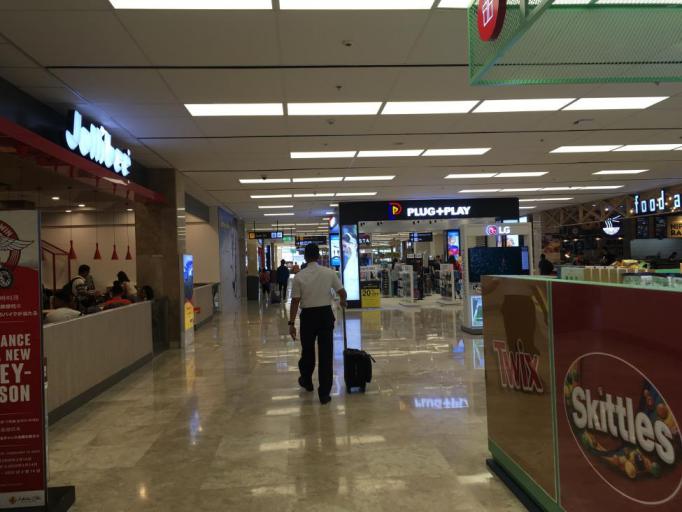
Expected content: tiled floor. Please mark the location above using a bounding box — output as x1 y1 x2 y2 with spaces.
48 297 525 511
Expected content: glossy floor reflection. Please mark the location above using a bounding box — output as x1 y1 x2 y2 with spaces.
48 297 524 511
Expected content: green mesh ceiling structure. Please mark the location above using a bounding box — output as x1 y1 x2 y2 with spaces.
469 0 682 85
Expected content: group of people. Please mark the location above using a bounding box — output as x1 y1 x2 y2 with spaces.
44 264 154 324
259 260 294 302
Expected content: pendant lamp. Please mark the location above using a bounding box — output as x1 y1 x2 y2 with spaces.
94 200 102 259
111 210 119 260
67 188 77 259
125 206 133 260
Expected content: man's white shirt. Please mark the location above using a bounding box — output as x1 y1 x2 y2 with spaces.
291 262 344 309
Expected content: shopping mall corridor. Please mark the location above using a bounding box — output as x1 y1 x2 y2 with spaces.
47 300 524 512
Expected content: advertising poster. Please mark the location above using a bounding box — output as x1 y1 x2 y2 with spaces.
341 225 359 301
482 276 557 502
329 233 341 268
0 211 46 509
218 208 241 312
182 254 194 332
553 282 682 511
446 229 460 258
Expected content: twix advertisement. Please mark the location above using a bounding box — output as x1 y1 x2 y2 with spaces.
483 276 557 500
554 282 682 511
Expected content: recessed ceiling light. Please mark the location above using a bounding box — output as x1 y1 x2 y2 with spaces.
563 96 669 111
519 198 574 202
474 98 575 113
330 203 339 207
459 189 501 193
264 212 295 217
551 145 622 153
357 150 423 158
290 151 356 159
293 193 336 198
51 196 60 200
185 103 283 116
258 205 294 209
519 206 537 210
344 176 395 181
496 172 548 178
78 204 86 208
295 223 319 226
292 177 343 183
614 144 682 152
581 185 624 190
325 211 335 215
501 188 542 192
287 102 382 116
438 0 474 6
240 178 291 184
251 194 293 199
280 0 434 9
127 208 134 212
65 209 72 213
542 187 574 191
423 148 491 156
110 0 272 7
335 192 378 197
593 169 649 175
445 173 497 179
381 101 478 115
273 223 297 227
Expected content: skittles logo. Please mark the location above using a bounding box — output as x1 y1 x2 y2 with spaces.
0 220 34 289
389 202 403 219
564 352 682 505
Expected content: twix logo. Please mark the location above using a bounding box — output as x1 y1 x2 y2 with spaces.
492 340 543 394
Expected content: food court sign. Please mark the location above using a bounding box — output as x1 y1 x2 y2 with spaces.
632 189 682 216
65 110 132 177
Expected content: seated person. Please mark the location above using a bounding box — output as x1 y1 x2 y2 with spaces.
45 290 81 324
101 283 132 310
137 285 155 301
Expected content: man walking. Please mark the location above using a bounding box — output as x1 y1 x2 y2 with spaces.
289 244 347 405
276 259 290 300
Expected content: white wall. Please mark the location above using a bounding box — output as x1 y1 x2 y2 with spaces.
186 216 220 284
41 211 136 292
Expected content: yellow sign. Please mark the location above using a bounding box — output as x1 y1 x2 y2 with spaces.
184 300 195 331
361 287 381 308
669 216 682 238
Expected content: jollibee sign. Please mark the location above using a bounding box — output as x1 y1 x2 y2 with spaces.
564 352 682 505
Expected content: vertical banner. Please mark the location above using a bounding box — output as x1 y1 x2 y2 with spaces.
553 282 682 511
482 276 557 504
341 225 359 302
0 211 46 509
182 254 195 333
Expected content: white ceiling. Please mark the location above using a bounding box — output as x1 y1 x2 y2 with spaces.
1 1 682 230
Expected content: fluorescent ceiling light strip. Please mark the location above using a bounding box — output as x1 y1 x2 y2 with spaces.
438 0 475 7
423 148 490 156
330 203 339 207
581 185 624 190
280 0 435 9
240 178 290 184
185 103 283 116
110 0 272 8
291 151 356 159
344 176 395 181
335 192 378 196
474 98 575 113
293 193 336 198
264 213 295 216
251 194 293 199
614 144 682 152
593 169 649 175
496 172 548 178
542 187 574 191
381 101 478 115
501 188 542 192
258 205 294 209
519 206 537 209
563 96 668 111
445 173 497 179
295 223 319 226
292 177 343 183
459 189 501 193
357 150 423 158
551 145 622 153
287 102 382 116
519 198 574 202
325 211 335 215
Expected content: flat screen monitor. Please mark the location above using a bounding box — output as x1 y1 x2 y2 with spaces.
467 247 526 283
330 233 341 268
342 225 360 301
447 230 460 258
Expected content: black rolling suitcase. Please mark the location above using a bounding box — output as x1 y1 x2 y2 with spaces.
342 309 375 393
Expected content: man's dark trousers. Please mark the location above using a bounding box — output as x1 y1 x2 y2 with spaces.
299 305 335 398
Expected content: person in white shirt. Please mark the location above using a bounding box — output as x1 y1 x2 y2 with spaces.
45 290 81 324
289 243 347 405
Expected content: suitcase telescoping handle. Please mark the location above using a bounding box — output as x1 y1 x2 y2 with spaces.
341 306 348 350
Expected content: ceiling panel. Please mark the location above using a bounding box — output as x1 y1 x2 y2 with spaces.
160 69 284 103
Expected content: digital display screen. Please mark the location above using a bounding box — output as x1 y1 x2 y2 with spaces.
330 233 341 268
447 230 460 258
504 234 520 247
522 246 529 272
342 225 360 301
467 247 525 283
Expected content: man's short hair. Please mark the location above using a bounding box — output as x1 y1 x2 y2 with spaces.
78 264 90 275
304 243 320 262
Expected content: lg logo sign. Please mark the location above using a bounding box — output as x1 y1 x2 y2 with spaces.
485 225 511 236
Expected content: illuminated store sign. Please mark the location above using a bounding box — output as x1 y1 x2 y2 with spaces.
602 215 622 237
65 110 132 177
633 189 682 215
485 225 511 236
406 205 471 218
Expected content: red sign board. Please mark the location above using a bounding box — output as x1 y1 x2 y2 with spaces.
553 282 682 511
478 0 507 41
0 211 46 509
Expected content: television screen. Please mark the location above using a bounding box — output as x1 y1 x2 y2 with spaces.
447 230 460 257
342 225 360 301
467 247 525 283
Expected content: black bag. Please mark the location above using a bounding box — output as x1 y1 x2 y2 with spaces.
342 309 375 393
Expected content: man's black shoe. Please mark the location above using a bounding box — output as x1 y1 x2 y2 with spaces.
298 377 314 392
319 395 332 405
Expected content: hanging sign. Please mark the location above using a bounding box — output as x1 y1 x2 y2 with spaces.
478 0 507 42
248 231 283 240
65 110 132 177
0 211 46 509
633 189 682 216
602 214 622 237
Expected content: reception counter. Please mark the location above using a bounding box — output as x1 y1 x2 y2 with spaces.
44 301 153 423
483 276 682 512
